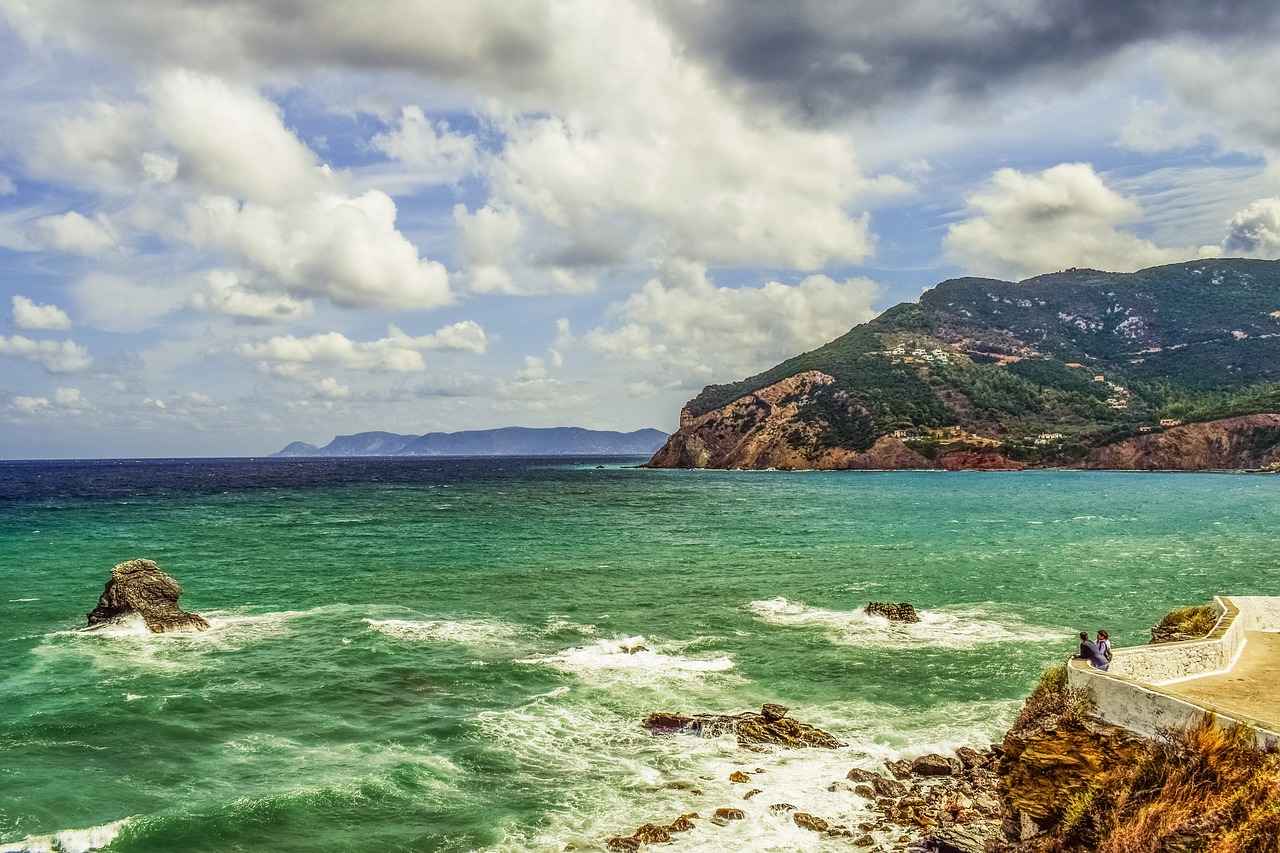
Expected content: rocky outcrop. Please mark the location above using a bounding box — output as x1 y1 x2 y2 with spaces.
646 371 932 470
642 704 843 749
998 718 1149 841
86 559 210 633
866 602 922 622
1084 413 1280 470
939 450 1027 471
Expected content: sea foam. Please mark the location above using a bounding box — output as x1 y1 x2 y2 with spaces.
518 635 735 682
0 819 128 853
746 596 1065 650
363 616 521 646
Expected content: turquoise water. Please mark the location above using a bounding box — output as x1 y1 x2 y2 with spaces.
2 460 1278 852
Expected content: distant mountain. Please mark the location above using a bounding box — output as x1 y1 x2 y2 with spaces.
649 258 1280 470
272 427 668 458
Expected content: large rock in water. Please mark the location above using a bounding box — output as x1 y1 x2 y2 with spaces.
86 559 210 633
642 705 843 749
865 602 921 622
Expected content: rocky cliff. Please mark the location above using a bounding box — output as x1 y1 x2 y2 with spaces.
648 258 1280 471
647 371 932 470
1083 413 1280 470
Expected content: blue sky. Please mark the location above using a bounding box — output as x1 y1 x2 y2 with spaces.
2 0 1279 458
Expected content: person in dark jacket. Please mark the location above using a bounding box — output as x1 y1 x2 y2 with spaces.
1075 631 1109 671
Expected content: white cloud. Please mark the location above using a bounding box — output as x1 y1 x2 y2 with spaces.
1121 46 1280 167
314 376 351 400
238 320 487 376
180 190 452 309
35 210 121 257
944 163 1210 279
371 106 479 181
1222 197 1280 257
0 175 15 195
0 335 92 373
582 260 880 378
190 270 314 322
147 69 326 205
12 295 71 330
27 100 151 190
10 395 51 415
52 386 91 410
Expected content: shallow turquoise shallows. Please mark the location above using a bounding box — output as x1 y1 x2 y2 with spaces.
2 459 1277 852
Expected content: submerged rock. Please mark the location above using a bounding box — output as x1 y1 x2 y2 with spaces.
866 602 921 623
86 559 210 633
642 704 843 749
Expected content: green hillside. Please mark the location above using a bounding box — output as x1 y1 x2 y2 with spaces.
683 259 1280 465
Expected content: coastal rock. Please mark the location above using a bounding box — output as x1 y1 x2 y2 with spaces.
714 808 745 821
872 776 908 798
885 758 914 779
728 770 749 783
645 371 933 471
847 767 881 784
998 717 1150 839
866 602 921 623
911 754 958 777
938 450 1027 471
86 559 210 633
1084 413 1280 470
760 703 788 721
792 812 830 833
605 814 698 850
642 705 843 749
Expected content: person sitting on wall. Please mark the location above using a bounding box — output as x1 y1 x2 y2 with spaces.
1074 631 1109 671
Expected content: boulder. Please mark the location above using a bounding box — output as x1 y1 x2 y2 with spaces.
885 758 914 779
873 776 908 798
714 808 745 821
866 602 921 623
642 705 842 749
729 770 750 783
793 813 830 833
86 559 210 633
847 767 881 784
630 824 670 844
911 754 957 776
760 702 788 721
955 746 987 770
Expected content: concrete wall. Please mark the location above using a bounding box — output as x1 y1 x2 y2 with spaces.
1067 596 1280 749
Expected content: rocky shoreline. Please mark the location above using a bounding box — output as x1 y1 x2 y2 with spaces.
605 707 1008 853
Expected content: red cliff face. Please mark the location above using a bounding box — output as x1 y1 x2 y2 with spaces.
1084 414 1280 470
645 371 932 470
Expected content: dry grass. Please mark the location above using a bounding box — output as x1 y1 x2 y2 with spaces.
1154 604 1219 640
1012 665 1093 734
1058 718 1280 853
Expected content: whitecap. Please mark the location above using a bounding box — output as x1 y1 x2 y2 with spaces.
0 818 129 853
745 596 1066 650
518 635 734 681
363 617 520 646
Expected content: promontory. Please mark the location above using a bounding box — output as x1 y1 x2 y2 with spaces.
648 258 1280 471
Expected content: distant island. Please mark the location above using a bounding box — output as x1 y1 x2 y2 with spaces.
649 258 1280 471
272 426 668 458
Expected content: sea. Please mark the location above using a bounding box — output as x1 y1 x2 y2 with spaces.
2 458 1278 853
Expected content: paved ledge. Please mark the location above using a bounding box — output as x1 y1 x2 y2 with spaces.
1067 595 1280 748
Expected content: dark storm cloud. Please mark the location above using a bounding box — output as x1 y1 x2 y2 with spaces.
657 0 1280 121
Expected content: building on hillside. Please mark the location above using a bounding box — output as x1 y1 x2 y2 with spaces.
1034 432 1065 445
1139 425 1155 433
1093 375 1106 382
1160 418 1183 427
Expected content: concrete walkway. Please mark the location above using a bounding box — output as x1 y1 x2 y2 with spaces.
1162 630 1280 730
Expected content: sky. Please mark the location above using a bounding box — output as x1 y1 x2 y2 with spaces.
2 1 1280 458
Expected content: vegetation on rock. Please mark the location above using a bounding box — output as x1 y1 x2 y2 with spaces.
1151 604 1220 644
1041 720 1280 853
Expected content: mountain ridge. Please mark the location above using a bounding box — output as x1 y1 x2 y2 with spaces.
273 426 668 458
